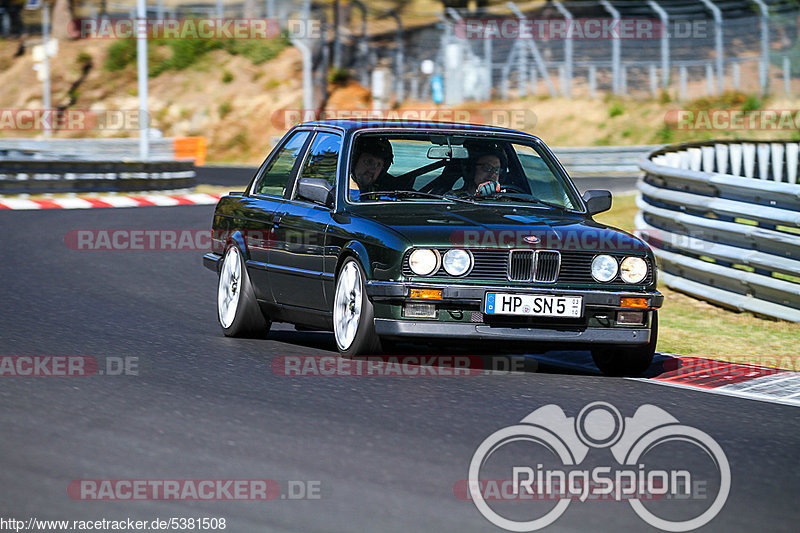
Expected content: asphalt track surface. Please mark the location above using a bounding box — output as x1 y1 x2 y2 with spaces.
1 205 798 532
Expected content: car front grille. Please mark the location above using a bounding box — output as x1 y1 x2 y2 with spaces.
534 251 560 282
402 249 653 285
508 250 534 281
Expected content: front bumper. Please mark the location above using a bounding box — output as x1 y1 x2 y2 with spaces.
203 252 222 273
374 319 651 344
367 280 660 345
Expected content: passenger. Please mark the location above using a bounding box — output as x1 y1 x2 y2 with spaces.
349 137 394 201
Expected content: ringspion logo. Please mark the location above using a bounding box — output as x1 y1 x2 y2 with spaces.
466 402 729 531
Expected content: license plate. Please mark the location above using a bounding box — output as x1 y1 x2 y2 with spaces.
484 293 583 317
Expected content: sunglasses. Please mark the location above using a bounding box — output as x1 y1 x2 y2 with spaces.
477 163 502 175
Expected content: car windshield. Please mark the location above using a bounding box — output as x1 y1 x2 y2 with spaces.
347 133 580 210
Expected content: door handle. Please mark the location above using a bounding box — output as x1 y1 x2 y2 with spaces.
273 214 282 227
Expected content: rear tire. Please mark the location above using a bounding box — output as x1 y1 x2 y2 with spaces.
591 311 658 377
217 246 271 338
333 257 381 356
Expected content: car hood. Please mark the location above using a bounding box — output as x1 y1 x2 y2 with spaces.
349 203 647 253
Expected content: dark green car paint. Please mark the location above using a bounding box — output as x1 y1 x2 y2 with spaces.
205 120 661 344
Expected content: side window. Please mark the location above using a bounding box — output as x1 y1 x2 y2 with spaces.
295 132 342 192
254 131 311 196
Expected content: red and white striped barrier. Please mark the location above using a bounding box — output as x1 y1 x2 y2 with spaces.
0 193 222 210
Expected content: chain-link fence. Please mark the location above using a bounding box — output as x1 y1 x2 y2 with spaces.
364 0 800 104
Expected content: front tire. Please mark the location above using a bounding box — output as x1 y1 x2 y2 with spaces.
333 257 380 356
591 311 658 377
217 246 270 338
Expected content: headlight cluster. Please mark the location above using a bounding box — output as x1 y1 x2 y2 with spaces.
408 248 472 277
591 255 648 284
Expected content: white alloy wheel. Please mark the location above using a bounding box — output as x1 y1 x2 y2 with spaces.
334 259 363 351
218 247 243 329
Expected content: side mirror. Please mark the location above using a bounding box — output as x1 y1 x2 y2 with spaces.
582 190 612 216
297 177 333 207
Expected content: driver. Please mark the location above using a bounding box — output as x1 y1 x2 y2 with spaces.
349 137 393 201
455 150 505 196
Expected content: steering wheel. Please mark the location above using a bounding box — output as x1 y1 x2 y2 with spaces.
476 182 528 197
498 184 528 194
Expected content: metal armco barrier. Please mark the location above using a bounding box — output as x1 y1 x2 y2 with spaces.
0 160 196 194
553 145 660 178
637 140 800 322
0 137 207 164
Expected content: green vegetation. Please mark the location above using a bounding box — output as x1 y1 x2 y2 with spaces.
218 101 232 118
104 31 290 77
328 67 351 86
222 70 234 83
742 94 763 112
655 123 674 144
76 51 93 68
608 101 625 118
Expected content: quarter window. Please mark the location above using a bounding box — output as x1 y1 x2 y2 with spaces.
296 132 342 189
254 131 310 196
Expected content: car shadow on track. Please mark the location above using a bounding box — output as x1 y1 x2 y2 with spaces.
264 326 682 379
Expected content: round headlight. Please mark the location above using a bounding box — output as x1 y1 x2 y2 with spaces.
620 257 647 284
443 249 472 276
591 255 618 282
408 248 440 276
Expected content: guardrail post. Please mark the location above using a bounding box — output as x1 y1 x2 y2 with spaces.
600 0 621 95
753 0 770 94
699 0 724 94
386 10 404 104
589 65 597 98
41 2 52 139
483 24 493 101
679 66 687 100
136 0 149 160
621 65 627 95
649 64 658 97
553 1 573 98
732 62 740 90
706 64 715 96
648 1 670 89
507 2 557 97
518 32 528 97
784 56 791 95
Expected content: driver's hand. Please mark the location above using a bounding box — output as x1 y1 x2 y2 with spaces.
475 181 500 196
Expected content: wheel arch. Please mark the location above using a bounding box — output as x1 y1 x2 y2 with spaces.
222 230 250 260
336 241 372 279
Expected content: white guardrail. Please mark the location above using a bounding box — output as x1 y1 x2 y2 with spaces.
637 140 800 322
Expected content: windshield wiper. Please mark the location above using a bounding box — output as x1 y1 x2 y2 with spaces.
476 192 564 210
360 190 477 205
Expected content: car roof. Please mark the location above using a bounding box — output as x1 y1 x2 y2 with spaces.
297 119 538 138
